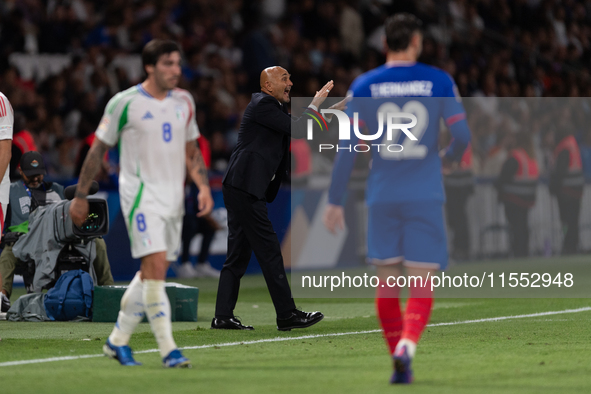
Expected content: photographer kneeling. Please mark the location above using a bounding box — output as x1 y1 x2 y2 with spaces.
0 152 114 312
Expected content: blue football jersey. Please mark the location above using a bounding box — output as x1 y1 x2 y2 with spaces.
328 62 471 206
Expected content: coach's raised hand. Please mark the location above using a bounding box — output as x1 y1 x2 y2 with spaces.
310 80 334 109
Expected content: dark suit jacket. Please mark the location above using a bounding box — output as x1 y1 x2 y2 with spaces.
223 92 314 202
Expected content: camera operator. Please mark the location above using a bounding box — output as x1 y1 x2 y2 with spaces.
0 151 114 311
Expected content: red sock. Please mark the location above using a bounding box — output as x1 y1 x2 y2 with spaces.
375 282 402 355
401 279 433 343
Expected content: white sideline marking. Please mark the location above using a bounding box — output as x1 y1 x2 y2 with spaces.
426 306 591 327
1 306 590 368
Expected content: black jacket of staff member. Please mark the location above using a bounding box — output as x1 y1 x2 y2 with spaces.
495 133 539 257
213 66 341 331
550 133 584 255
223 92 300 203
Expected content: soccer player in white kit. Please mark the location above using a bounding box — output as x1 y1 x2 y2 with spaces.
0 91 13 312
70 40 214 368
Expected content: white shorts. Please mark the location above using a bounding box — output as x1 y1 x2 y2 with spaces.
125 210 182 261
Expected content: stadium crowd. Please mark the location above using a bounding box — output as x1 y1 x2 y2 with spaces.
1 0 591 180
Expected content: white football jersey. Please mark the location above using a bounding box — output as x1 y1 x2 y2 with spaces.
96 84 200 218
0 92 14 205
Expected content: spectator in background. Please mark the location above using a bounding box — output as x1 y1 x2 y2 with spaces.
538 129 557 178
550 129 585 255
209 130 232 173
9 111 36 181
177 135 221 279
443 143 474 261
3 0 591 178
290 139 312 187
495 132 539 257
578 129 591 180
481 129 513 177
176 181 221 279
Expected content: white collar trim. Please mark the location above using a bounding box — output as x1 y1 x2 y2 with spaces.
385 61 416 67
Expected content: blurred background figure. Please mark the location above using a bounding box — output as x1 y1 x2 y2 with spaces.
443 143 474 261
495 132 539 257
9 111 36 182
176 136 221 279
290 139 312 187
177 180 221 279
550 129 584 255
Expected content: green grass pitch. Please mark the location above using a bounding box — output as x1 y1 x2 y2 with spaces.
1 260 591 394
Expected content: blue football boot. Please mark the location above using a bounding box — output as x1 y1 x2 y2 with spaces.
103 339 142 366
163 349 191 368
390 345 413 384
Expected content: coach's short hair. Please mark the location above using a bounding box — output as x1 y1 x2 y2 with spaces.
142 39 181 68
385 13 423 52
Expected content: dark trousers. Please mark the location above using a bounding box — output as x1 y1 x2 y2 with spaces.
445 186 471 256
557 194 581 255
215 185 295 319
503 202 530 257
181 215 215 264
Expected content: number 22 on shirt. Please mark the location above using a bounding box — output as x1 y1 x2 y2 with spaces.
378 101 429 160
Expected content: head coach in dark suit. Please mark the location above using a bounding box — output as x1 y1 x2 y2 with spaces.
212 66 342 331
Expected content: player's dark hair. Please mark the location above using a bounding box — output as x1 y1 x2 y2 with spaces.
385 13 423 52
142 39 181 69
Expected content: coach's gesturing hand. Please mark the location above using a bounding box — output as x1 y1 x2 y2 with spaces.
322 97 349 121
310 80 335 109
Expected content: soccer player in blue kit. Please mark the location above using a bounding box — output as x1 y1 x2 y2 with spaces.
323 13 471 384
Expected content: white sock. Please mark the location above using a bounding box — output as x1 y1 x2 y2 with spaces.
394 338 417 359
109 272 145 346
143 279 177 358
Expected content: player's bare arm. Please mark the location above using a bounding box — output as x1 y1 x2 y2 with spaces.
185 140 214 217
0 139 11 185
69 138 111 226
0 139 10 242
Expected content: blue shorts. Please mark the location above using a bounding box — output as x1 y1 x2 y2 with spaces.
367 201 448 270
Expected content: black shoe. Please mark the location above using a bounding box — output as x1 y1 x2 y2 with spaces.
211 317 254 330
1 293 10 313
277 309 324 331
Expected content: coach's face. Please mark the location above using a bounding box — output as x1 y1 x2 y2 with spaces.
152 51 182 90
267 67 293 103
